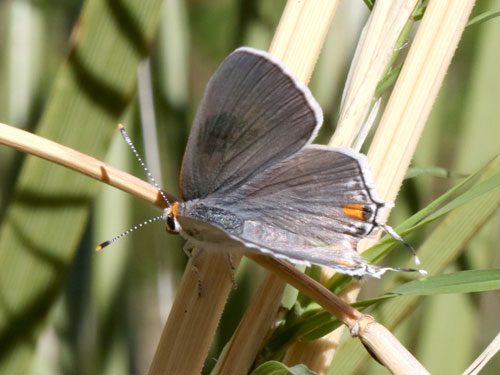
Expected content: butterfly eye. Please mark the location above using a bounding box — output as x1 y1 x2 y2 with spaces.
165 214 179 234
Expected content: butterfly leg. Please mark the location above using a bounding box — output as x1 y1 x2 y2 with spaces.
225 253 238 290
183 243 204 297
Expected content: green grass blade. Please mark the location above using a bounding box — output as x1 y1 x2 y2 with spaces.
466 10 500 28
410 169 500 230
405 166 466 179
389 269 500 296
251 361 317 375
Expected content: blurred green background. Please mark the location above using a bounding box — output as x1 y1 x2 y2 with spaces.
0 0 499 374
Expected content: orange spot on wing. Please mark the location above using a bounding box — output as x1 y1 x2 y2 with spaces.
334 260 355 267
171 201 180 217
342 204 365 221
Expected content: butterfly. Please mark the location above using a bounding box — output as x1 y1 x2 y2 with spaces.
158 47 422 278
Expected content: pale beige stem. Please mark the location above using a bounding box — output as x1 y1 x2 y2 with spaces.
368 0 476 201
149 251 237 375
282 282 360 367
226 254 430 375
357 317 430 375
210 273 287 375
329 0 418 149
0 122 163 207
248 255 361 325
269 0 339 83
462 329 500 375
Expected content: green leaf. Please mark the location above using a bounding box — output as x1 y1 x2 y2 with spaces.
375 63 402 98
251 361 317 375
362 0 375 11
405 166 466 179
352 270 500 312
411 170 500 231
389 269 500 296
301 317 342 341
258 306 324 363
351 295 397 310
467 10 500 28
346 269 500 313
411 0 428 21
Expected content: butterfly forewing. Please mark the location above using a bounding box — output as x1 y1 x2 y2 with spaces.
180 48 322 201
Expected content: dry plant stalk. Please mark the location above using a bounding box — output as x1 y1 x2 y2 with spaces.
211 272 288 374
0 122 163 207
268 0 340 82
246 256 429 375
463 330 500 375
368 0 476 201
357 319 430 374
329 0 418 149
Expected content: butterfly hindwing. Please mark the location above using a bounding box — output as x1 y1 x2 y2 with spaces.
223 146 386 249
177 146 390 274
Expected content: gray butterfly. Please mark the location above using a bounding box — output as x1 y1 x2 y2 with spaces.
162 47 420 277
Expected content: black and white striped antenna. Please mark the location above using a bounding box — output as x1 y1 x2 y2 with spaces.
96 215 164 251
96 124 173 251
118 124 173 206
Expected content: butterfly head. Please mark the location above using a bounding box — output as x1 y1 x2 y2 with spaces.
164 201 181 234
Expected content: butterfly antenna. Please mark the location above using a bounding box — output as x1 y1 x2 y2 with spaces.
118 124 171 207
380 224 420 266
96 215 164 251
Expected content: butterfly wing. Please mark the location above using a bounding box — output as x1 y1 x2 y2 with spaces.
180 48 322 201
177 146 394 276
176 214 384 277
